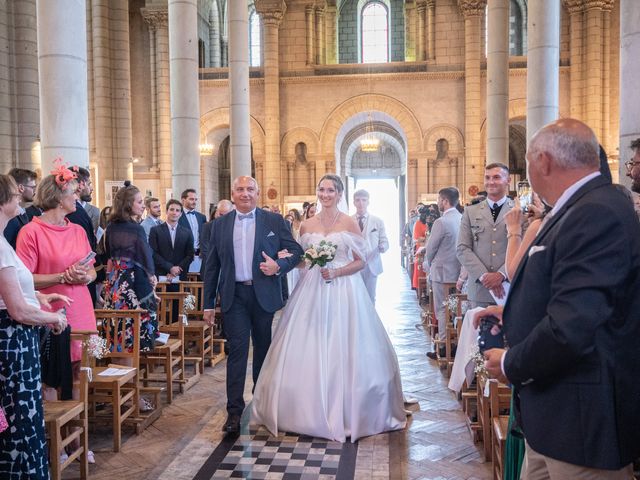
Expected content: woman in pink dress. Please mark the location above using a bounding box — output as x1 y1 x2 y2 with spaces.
16 164 97 463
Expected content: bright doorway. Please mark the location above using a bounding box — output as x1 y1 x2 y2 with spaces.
352 177 401 269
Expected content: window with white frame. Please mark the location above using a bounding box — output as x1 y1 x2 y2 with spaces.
249 10 261 67
361 2 389 63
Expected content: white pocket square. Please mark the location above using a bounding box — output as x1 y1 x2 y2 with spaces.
528 245 546 257
267 231 275 237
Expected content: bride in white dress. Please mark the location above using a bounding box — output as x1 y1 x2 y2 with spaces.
251 174 406 442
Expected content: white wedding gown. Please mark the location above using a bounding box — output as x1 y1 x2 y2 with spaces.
251 231 406 442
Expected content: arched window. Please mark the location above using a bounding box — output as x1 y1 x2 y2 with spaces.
249 10 261 67
361 2 389 63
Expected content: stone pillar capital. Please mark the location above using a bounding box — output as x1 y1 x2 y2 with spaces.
141 7 168 29
416 2 427 13
562 0 583 13
458 0 487 17
425 0 436 8
583 0 609 11
255 0 287 25
287 162 295 171
408 158 418 168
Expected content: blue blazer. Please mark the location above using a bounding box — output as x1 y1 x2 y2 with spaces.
149 223 194 280
203 208 304 313
503 175 640 469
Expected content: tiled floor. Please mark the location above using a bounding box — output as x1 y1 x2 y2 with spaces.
73 259 491 479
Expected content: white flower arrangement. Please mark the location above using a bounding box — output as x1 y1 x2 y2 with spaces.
183 294 197 313
85 334 109 359
468 345 488 378
303 240 337 269
443 294 459 315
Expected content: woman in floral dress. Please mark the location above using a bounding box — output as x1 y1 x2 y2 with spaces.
103 184 158 352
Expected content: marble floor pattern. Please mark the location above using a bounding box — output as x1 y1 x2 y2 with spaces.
73 260 491 480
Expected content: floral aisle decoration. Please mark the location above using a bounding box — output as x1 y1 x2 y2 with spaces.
85 334 109 359
181 294 197 325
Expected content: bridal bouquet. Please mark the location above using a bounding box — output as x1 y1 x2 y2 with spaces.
303 240 338 274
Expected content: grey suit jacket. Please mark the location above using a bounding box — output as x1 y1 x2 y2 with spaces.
425 208 462 283
456 198 514 303
352 213 388 276
84 202 100 234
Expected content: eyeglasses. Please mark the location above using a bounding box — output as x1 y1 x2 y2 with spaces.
625 161 640 171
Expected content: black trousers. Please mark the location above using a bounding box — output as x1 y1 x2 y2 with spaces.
223 284 273 416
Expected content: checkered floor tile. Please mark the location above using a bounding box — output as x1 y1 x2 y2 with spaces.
203 427 355 480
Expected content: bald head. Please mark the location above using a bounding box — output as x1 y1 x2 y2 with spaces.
529 118 599 171
215 199 234 218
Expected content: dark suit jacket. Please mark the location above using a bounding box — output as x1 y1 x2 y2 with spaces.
503 175 640 469
199 220 214 277
149 223 194 281
67 201 97 252
203 208 303 313
178 210 206 248
3 205 41 249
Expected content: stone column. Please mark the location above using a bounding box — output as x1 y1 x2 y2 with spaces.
169 0 200 199
305 4 315 65
417 2 426 61
143 8 172 202
584 0 603 139
486 0 510 165
564 0 583 119
408 158 418 207
316 7 326 65
209 3 221 67
619 0 640 183
601 0 614 152
458 0 486 191
256 0 286 203
526 0 560 143
404 1 416 61
229 0 252 179
13 0 40 168
37 0 90 171
325 3 337 65
287 162 295 195
426 0 436 60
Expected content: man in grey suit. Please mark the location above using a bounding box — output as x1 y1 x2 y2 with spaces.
141 197 163 239
352 189 389 303
424 187 462 359
457 162 514 308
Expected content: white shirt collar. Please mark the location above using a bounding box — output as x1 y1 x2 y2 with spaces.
550 171 601 216
79 200 86 208
235 208 256 219
486 196 507 209
443 207 457 215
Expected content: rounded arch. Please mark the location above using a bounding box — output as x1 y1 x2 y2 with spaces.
200 107 265 156
281 127 320 156
319 94 422 156
423 124 465 154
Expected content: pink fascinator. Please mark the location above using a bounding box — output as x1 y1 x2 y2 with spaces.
51 157 77 188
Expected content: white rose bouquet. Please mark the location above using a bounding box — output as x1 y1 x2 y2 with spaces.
303 240 338 269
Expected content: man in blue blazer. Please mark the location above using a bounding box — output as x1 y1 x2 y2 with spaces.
203 176 303 434
178 188 206 256
479 119 640 478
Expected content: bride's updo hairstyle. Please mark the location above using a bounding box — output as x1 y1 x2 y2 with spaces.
317 174 344 196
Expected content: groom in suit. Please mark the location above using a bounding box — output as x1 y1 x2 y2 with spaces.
352 189 389 303
481 119 640 478
203 176 303 434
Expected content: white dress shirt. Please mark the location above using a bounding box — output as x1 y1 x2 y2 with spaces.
184 209 200 249
233 209 256 282
486 196 507 209
167 223 178 248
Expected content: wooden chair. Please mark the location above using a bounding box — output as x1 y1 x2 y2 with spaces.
140 292 189 400
179 281 225 371
476 374 492 461
461 377 481 443
443 293 467 376
186 272 200 282
490 381 512 479
44 330 94 480
92 309 162 451
432 283 457 370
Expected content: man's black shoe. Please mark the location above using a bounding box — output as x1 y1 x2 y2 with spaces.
222 414 241 434
426 346 446 360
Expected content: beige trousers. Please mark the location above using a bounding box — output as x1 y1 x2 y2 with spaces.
521 442 634 480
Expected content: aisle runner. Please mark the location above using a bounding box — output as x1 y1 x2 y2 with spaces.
193 427 358 480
